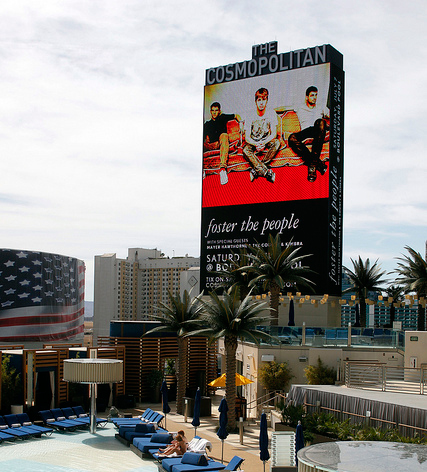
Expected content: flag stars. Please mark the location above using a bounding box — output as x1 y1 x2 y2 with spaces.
5 288 16 295
19 266 30 273
19 280 30 286
33 272 42 278
4 260 15 267
32 297 42 303
1 301 14 308
32 260 42 266
16 252 28 258
18 293 30 298
5 275 17 282
33 285 43 291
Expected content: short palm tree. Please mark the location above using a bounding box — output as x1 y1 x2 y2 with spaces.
190 286 274 430
395 246 427 331
244 233 316 325
383 285 405 326
144 290 204 414
343 257 387 327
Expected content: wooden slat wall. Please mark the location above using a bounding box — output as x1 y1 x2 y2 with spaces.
98 335 217 401
98 337 143 398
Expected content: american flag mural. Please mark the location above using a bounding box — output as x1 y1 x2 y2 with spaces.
0 249 85 342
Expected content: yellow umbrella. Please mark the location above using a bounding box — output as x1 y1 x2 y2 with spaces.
208 373 254 388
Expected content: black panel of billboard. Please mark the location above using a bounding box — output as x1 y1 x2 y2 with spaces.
201 43 344 296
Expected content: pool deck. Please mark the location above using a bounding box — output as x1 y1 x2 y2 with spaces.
0 394 268 471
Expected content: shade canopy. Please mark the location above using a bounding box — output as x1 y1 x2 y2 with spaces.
63 358 123 384
208 373 254 388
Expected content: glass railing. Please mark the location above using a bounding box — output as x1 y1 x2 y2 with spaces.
256 326 404 349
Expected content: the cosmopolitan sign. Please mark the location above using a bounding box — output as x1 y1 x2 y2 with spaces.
206 43 338 84
200 42 344 296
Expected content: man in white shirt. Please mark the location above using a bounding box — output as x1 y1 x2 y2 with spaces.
243 87 280 183
288 86 329 182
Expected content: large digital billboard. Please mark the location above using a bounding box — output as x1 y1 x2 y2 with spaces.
200 43 344 295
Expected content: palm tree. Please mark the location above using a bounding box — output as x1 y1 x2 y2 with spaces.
144 290 204 414
395 245 427 331
190 286 274 430
244 233 316 325
343 257 387 328
383 285 405 327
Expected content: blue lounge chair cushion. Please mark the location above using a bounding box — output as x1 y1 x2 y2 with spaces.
181 453 208 466
150 433 172 444
224 456 244 470
135 423 156 433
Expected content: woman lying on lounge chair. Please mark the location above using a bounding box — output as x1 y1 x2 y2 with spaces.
157 434 187 457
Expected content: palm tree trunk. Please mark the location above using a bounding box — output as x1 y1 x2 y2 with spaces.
225 335 237 431
417 293 426 331
360 298 367 328
176 337 188 415
270 283 280 326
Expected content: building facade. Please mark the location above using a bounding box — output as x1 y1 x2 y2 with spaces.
93 248 199 343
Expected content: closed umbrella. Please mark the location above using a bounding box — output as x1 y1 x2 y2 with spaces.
191 387 201 435
259 412 269 472
295 420 304 465
160 380 170 430
217 397 229 463
288 299 295 326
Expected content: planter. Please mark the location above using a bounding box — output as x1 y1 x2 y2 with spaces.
11 405 24 414
275 423 296 432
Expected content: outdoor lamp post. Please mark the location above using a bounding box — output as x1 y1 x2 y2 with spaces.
63 354 123 433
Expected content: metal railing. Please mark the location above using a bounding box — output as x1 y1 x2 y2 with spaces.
246 390 286 420
345 361 427 395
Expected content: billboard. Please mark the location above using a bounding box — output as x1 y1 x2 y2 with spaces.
200 43 344 295
0 249 85 342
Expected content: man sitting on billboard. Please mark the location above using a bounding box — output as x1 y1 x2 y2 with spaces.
203 102 240 185
288 86 329 183
242 87 280 183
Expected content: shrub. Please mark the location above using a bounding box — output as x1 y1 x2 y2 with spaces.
304 357 336 385
258 361 293 391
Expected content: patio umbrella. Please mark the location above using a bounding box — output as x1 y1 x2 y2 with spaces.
259 412 270 471
160 380 170 430
217 397 229 463
354 303 360 327
295 420 304 465
288 299 295 326
259 412 270 472
191 387 201 435
208 373 254 388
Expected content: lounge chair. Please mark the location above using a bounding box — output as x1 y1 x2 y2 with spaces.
113 410 164 428
161 452 226 472
38 410 80 431
0 415 33 439
112 407 153 426
0 429 16 442
5 413 53 436
150 435 205 460
51 408 87 429
130 432 173 458
69 406 108 427
160 454 243 472
116 422 167 446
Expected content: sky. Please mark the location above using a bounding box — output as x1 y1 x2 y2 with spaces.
1 0 427 301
